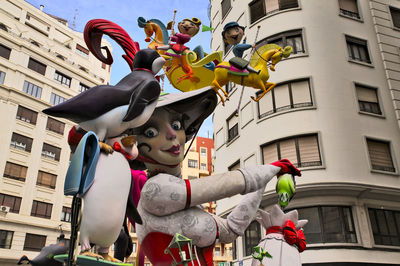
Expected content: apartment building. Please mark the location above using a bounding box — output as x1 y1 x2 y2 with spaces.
0 0 111 265
210 0 400 265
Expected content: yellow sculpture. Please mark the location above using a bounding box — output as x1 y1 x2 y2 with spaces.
211 44 292 106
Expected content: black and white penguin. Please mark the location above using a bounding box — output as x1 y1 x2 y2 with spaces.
43 49 165 141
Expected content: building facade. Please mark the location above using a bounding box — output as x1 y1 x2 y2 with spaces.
210 0 400 265
0 0 111 265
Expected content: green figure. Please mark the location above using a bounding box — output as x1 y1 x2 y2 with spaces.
252 246 272 266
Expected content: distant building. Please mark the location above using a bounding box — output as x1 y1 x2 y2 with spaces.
0 0 111 265
210 0 400 265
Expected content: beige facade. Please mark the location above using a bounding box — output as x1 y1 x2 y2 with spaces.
0 0 111 265
210 0 400 265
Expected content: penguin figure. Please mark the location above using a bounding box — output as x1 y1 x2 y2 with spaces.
78 135 138 262
43 49 165 142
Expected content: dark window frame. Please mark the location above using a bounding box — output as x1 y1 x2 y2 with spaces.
249 0 266 24
36 171 57 189
297 205 357 244
0 70 5 84
249 0 299 24
16 105 38 125
0 230 13 249
261 134 322 168
188 159 198 168
54 71 71 87
41 143 61 161
346 35 371 64
257 78 313 118
61 206 71 222
355 84 382 115
227 112 239 142
28 57 46 75
3 161 27 182
368 208 400 246
50 92 67 106
46 117 65 135
23 233 46 251
79 83 89 92
243 220 261 256
366 138 395 173
10 132 33 152
23 80 42 99
339 0 361 19
31 200 53 219
0 193 22 213
0 43 11 60
256 29 305 55
221 0 232 19
390 6 400 28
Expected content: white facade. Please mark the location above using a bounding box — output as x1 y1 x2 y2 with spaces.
0 0 111 265
210 0 400 265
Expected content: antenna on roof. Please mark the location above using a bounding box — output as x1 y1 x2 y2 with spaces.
71 9 78 30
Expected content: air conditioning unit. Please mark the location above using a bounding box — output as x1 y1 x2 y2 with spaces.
0 205 10 213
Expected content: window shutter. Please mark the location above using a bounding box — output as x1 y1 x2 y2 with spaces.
279 0 298 10
367 140 394 171
263 143 279 164
228 114 238 130
258 89 274 116
292 80 311 105
279 138 298 164
390 7 400 28
298 135 321 166
266 0 280 13
339 0 358 13
274 83 290 111
356 85 377 103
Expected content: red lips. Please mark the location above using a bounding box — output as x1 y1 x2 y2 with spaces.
164 145 181 155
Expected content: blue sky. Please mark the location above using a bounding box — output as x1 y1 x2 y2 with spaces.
26 0 215 138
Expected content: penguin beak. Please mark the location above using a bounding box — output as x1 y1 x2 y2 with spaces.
161 54 171 60
121 135 137 147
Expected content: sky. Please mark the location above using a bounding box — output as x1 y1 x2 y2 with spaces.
26 0 215 138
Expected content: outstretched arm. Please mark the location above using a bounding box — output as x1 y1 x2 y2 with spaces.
140 159 300 216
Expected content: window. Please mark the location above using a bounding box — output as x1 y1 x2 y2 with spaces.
46 117 65 135
232 239 237 260
339 0 360 19
227 113 238 142
0 44 11 60
390 6 400 28
346 36 371 64
225 82 233 94
200 148 207 156
37 171 57 189
249 0 266 24
79 83 89 92
0 230 13 249
257 29 304 55
355 84 381 115
0 23 7 32
221 0 231 18
50 92 67 106
41 143 61 161
23 80 42 98
243 220 261 256
188 159 198 168
75 44 89 58
28 58 46 75
368 208 400 246
0 71 5 84
23 233 46 251
258 79 312 118
0 193 22 213
297 206 357 244
132 242 137 253
10 133 33 152
262 134 322 167
188 175 198 180
367 139 395 172
61 206 71 222
31 200 52 219
214 246 221 257
54 71 71 87
250 0 298 24
201 163 207 170
16 106 38 125
4 162 27 182
228 160 240 171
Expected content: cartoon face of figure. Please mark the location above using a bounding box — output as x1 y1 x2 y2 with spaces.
178 19 200 37
136 108 186 166
223 26 245 45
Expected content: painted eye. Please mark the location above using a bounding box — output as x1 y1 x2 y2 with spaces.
171 121 182 131
143 127 158 138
